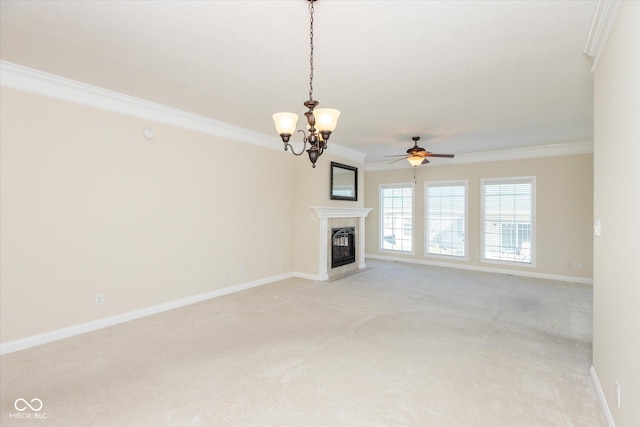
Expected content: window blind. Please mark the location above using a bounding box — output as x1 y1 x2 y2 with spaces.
426 182 466 257
380 184 413 252
483 178 534 264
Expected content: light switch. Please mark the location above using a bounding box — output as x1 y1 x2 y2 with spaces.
594 219 601 237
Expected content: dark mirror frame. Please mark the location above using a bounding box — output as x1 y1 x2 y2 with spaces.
330 162 358 201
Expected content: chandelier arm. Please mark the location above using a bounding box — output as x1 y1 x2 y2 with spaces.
284 130 309 156
318 142 326 156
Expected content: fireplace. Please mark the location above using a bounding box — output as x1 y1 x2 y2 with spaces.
309 207 372 281
331 227 356 268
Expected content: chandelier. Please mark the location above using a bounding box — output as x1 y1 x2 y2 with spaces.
272 0 340 168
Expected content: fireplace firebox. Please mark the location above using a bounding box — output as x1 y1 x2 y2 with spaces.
331 227 356 268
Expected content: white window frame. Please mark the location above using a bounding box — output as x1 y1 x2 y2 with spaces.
424 180 468 260
379 182 415 254
481 176 536 267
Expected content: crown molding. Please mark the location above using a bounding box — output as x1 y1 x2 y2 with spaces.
327 144 367 164
365 140 594 172
0 61 366 164
0 61 274 148
584 0 622 72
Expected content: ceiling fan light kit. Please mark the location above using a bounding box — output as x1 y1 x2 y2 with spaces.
386 136 455 167
407 155 425 167
272 0 340 168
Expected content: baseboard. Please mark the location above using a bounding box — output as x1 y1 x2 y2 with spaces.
0 272 303 356
366 254 593 285
292 271 325 281
590 366 616 427
1 260 589 355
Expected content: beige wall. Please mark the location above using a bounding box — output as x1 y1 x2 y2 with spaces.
0 87 295 343
364 154 594 280
0 84 365 345
592 2 640 425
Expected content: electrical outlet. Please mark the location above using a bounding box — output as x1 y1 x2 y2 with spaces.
616 380 621 409
574 261 581 270
568 261 573 269
95 293 104 306
239 266 245 274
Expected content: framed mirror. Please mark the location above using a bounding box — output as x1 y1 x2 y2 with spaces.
330 162 358 201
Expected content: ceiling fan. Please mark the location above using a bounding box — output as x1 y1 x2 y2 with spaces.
385 136 455 167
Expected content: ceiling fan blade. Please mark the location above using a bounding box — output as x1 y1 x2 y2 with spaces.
387 157 408 165
384 154 409 158
426 153 455 158
421 158 430 165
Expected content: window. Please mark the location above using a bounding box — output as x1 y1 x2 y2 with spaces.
482 177 535 265
380 184 413 252
425 181 467 258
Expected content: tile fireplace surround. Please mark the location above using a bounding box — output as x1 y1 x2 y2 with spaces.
310 207 373 281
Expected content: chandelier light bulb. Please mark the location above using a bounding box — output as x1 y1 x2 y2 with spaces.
273 112 299 136
313 108 341 132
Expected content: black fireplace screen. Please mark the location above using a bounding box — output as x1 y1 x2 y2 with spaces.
331 227 356 268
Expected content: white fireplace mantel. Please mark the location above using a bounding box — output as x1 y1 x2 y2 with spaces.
310 207 373 219
310 207 373 280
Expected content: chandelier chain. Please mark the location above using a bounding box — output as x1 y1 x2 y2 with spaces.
308 0 314 102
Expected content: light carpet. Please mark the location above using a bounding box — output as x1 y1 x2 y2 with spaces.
0 260 605 426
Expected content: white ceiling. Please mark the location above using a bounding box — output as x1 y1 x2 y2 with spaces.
0 1 597 164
